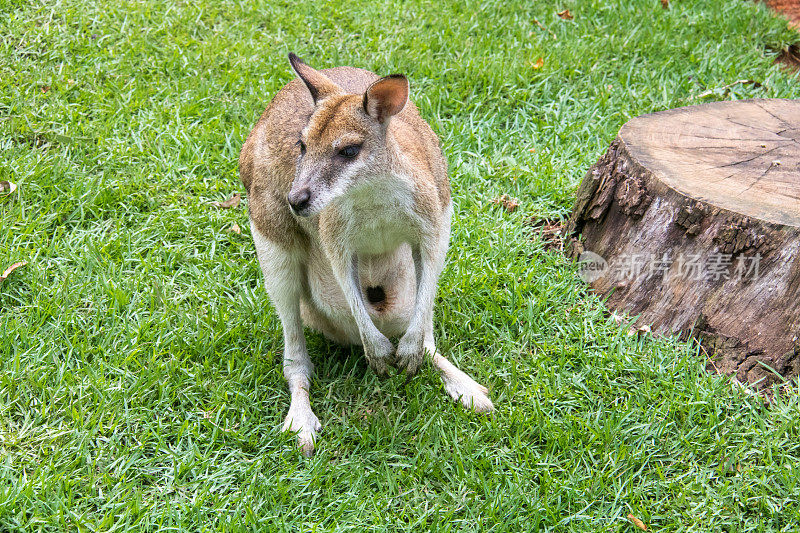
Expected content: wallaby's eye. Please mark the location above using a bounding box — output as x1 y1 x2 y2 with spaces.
338 145 361 159
297 139 306 155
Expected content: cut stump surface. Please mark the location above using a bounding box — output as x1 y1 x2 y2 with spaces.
568 99 800 388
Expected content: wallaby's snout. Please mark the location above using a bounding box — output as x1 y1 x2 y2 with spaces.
287 186 311 216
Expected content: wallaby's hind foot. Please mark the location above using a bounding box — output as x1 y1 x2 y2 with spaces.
282 394 322 457
432 352 494 413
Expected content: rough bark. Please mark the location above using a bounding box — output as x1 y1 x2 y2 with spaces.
567 99 800 388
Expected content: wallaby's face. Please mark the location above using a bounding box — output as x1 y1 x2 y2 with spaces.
286 54 409 217
289 96 382 216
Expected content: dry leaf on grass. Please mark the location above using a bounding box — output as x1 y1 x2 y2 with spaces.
627 514 647 531
533 18 557 40
0 262 28 284
531 57 545 69
557 9 573 19
490 194 520 213
211 192 241 209
525 216 564 251
628 324 651 337
227 223 242 234
0 181 17 196
660 0 669 8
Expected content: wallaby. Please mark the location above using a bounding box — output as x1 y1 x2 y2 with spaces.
239 53 493 456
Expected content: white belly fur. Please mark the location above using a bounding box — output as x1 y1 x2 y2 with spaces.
304 243 416 344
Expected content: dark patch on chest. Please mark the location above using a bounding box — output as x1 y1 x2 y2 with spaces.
365 286 388 312
366 286 385 304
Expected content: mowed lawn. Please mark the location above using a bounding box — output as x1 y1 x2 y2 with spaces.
2 0 800 530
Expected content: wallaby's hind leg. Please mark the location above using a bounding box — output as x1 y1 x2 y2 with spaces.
252 224 321 457
425 328 494 413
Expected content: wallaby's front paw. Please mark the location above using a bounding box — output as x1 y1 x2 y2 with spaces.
395 333 425 375
282 404 322 457
364 334 394 375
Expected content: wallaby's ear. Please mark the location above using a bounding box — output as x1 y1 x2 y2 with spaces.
363 74 409 124
288 53 341 105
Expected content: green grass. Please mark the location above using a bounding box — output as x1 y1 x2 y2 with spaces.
2 0 800 530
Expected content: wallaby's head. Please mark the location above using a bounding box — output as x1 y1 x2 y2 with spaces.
286 53 409 217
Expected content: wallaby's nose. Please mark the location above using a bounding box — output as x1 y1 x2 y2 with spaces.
287 188 311 215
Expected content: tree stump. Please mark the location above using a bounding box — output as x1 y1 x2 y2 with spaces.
567 99 800 388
